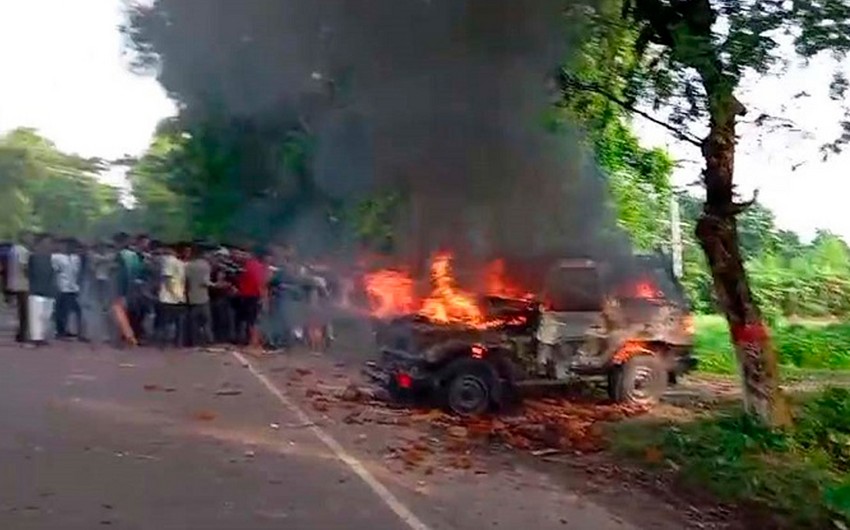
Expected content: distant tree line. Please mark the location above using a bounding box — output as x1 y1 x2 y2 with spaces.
677 193 850 321
0 129 122 240
4 122 846 325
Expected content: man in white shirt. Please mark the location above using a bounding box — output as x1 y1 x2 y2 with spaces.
7 232 32 342
155 244 187 347
51 238 83 339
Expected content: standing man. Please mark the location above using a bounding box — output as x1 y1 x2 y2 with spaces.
132 234 157 342
209 248 235 344
235 247 270 354
82 240 114 343
112 232 139 347
185 243 213 346
7 232 32 343
156 243 186 347
142 240 164 343
52 238 83 339
276 245 307 346
89 241 114 311
27 234 56 346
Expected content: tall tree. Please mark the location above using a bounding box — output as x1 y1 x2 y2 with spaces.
0 145 38 238
125 126 192 241
562 0 850 424
0 128 121 238
126 112 337 248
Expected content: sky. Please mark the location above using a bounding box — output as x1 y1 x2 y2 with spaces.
0 0 175 187
0 0 847 241
635 50 850 242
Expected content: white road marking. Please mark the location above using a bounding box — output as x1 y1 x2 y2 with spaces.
231 351 431 530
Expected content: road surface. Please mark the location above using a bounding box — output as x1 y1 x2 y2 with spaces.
0 338 662 530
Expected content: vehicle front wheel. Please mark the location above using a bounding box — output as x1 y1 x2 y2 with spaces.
609 354 666 406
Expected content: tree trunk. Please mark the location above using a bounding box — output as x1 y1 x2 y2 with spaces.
696 109 792 427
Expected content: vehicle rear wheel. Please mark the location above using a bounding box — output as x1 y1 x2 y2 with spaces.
441 359 499 416
610 354 666 406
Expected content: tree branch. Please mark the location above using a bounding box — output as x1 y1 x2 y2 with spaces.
727 189 759 215
557 71 704 147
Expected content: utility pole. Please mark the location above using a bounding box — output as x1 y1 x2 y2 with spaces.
670 192 683 279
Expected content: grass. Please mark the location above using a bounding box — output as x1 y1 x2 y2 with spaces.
611 316 850 527
610 387 850 528
694 315 850 374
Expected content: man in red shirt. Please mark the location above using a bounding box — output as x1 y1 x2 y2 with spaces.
235 247 270 353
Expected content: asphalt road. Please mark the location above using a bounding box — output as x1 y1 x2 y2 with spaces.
0 337 649 530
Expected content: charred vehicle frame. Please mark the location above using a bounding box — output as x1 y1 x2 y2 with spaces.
365 255 697 415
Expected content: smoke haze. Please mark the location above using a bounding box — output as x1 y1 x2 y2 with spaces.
127 0 627 271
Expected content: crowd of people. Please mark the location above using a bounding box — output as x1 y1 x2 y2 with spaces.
1 232 335 353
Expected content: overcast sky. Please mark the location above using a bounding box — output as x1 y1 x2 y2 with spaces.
0 0 175 187
1 0 848 241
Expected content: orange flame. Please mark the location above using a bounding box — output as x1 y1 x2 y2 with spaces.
632 279 663 299
363 269 416 318
362 252 532 329
485 258 534 300
420 252 488 327
612 340 650 364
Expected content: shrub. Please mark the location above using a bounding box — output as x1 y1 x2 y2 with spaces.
694 316 850 373
611 388 850 528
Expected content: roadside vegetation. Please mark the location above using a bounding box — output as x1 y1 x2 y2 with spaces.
695 315 850 374
614 314 850 528
610 388 850 528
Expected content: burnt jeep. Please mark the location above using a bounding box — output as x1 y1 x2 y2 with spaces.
366 255 696 415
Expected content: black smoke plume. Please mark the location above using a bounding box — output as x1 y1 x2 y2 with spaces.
125 0 628 272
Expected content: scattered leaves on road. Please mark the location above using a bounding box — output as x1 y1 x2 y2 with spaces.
193 410 217 421
142 383 178 393
409 398 649 454
340 384 364 402
312 400 330 412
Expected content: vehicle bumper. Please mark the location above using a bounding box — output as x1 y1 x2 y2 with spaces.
363 347 435 401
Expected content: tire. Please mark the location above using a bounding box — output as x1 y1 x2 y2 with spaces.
610 354 666 406
441 359 500 416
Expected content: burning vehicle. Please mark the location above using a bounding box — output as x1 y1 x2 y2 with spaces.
362 252 696 415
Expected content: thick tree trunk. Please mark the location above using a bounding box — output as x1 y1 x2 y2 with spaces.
696 109 792 427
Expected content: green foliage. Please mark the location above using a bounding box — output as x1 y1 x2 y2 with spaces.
695 315 850 373
562 0 850 406
347 192 404 253
693 315 738 373
775 324 850 371
126 116 341 246
796 388 850 473
560 0 850 324
676 191 850 320
593 0 850 136
0 145 38 238
0 128 121 240
126 131 192 241
612 388 850 527
558 0 674 252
